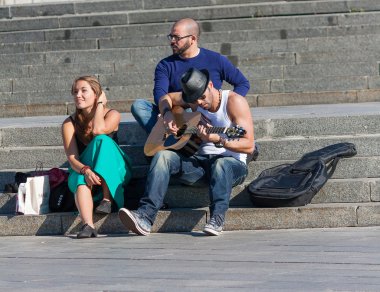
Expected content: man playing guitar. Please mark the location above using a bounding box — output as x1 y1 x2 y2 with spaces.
119 68 255 236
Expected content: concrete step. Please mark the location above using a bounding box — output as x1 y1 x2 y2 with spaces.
0 176 378 215
1 102 379 185
0 154 378 191
0 75 379 110
106 23 380 50
0 202 379 236
0 19 379 55
2 36 379 70
164 178 380 208
250 156 380 180
2 89 380 118
6 60 377 86
2 67 377 97
4 8 380 34
2 6 380 46
91 1 380 26
1 33 379 69
0 0 143 20
0 0 310 21
2 19 380 48
2 0 379 22
255 89 380 107
0 132 379 167
0 163 149 192
2 104 380 147
255 34 380 56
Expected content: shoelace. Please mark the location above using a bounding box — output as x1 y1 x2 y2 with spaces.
209 215 223 227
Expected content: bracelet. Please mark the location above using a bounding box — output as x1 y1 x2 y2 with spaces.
97 101 103 106
214 137 226 148
80 165 91 175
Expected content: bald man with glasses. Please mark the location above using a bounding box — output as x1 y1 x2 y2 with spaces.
131 18 250 134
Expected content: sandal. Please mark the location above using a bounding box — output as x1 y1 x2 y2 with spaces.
95 199 112 214
77 223 97 239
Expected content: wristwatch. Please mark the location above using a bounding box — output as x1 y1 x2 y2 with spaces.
214 137 226 148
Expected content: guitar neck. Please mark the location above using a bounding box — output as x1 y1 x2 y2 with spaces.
183 125 245 139
206 127 227 134
184 126 227 135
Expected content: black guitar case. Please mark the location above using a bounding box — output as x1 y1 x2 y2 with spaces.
248 143 357 207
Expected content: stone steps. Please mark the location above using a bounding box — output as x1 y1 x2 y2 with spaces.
2 19 380 47
0 27 379 116
0 102 379 187
1 67 376 99
1 1 380 117
2 33 380 67
2 88 380 118
2 173 379 210
0 136 379 169
1 177 378 214
0 0 379 235
1 0 316 21
2 0 379 22
0 19 379 55
2 105 380 145
3 8 380 35
2 59 376 83
0 202 380 236
0 154 379 191
0 102 379 235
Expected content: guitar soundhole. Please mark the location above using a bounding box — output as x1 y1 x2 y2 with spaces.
176 124 188 137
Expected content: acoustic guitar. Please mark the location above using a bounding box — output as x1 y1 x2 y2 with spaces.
144 109 246 157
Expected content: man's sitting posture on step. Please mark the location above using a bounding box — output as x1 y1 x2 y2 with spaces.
119 68 254 236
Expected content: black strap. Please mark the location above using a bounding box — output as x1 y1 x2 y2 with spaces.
326 157 340 178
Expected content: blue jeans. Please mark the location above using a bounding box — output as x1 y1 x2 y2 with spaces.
138 150 248 224
131 99 159 134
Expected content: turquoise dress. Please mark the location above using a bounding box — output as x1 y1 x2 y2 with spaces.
67 116 132 209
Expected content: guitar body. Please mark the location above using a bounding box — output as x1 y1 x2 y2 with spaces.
144 111 202 157
144 107 246 157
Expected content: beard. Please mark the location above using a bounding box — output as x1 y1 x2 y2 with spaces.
171 40 192 56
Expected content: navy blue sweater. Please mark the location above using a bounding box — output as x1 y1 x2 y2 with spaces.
153 47 250 105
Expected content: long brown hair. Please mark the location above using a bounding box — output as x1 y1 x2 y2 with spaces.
71 76 102 144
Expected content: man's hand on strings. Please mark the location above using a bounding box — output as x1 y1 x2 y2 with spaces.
163 111 179 134
197 123 220 143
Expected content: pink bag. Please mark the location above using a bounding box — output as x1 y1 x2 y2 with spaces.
46 168 68 190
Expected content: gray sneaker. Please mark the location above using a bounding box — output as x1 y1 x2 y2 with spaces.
203 215 224 236
118 208 151 236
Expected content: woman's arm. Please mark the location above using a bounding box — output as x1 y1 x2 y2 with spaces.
62 117 101 186
62 117 85 173
92 91 121 135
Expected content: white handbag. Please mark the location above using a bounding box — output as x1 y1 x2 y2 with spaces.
16 175 50 215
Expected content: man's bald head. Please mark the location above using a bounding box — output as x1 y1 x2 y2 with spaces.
173 18 200 39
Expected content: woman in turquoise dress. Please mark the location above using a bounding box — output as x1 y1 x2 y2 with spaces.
62 76 132 239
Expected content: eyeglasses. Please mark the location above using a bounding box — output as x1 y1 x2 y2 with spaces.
167 34 193 42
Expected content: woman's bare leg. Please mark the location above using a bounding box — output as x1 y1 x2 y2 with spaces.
75 185 94 227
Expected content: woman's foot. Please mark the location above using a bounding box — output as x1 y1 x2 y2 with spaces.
95 199 112 214
77 223 97 239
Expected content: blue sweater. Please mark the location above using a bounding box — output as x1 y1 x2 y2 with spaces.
153 47 250 105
